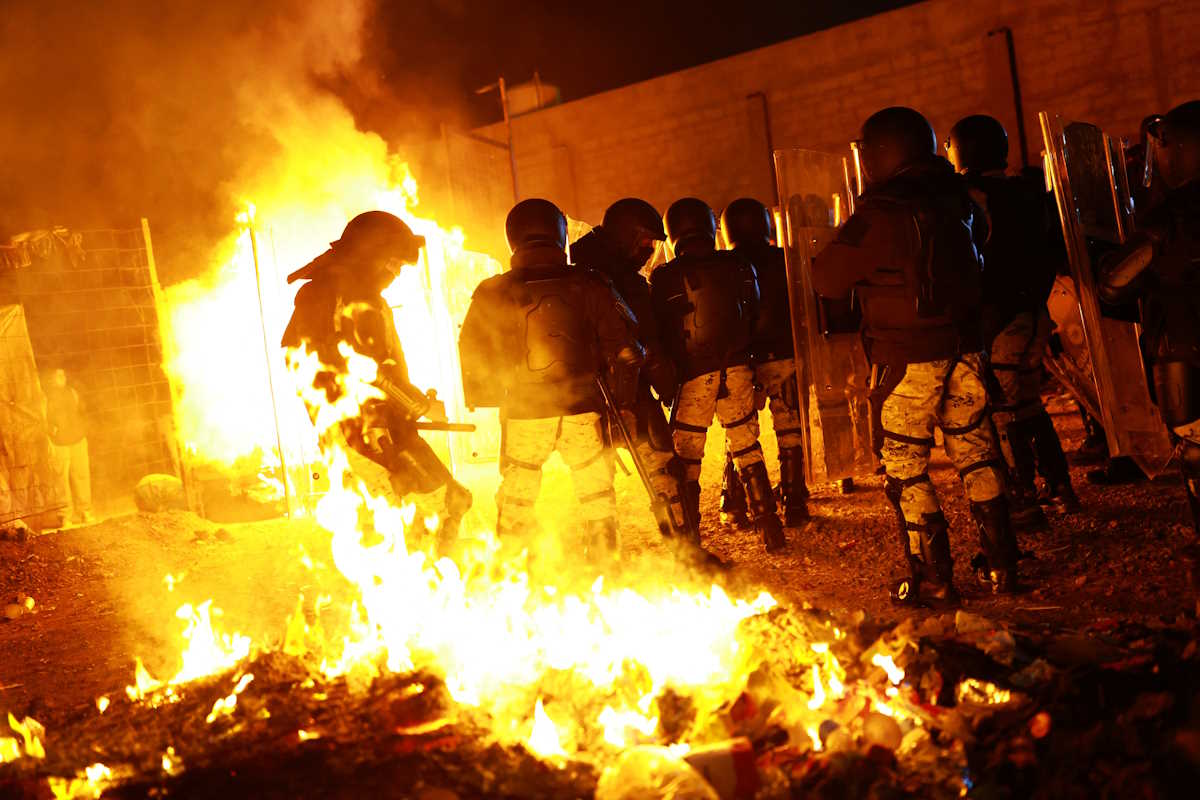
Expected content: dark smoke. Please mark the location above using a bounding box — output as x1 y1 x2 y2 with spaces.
0 0 470 284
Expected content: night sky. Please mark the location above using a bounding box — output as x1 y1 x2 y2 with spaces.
359 0 923 130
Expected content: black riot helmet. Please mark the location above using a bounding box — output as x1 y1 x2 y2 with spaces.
858 106 938 185
720 198 773 248
946 114 1009 174
1148 100 1200 189
332 210 425 267
505 198 568 253
664 197 717 254
601 197 665 267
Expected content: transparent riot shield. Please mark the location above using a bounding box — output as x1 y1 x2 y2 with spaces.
1040 113 1173 476
774 148 877 483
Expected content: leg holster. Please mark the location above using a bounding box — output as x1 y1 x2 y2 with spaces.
969 496 1019 593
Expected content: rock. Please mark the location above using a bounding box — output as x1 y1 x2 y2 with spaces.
862 712 902 751
2 603 24 621
134 474 187 513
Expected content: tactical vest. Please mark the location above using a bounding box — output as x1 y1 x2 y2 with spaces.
737 244 794 362
653 250 757 379
511 266 600 386
855 166 984 363
969 173 1060 330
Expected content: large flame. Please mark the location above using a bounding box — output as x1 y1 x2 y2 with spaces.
142 130 917 772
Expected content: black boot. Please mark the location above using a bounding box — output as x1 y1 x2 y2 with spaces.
1001 417 1050 531
883 477 958 606
741 461 786 553
778 446 810 526
1028 410 1081 512
719 456 751 528
970 496 1021 594
582 518 619 559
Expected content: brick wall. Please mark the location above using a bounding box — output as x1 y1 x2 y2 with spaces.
473 0 1200 225
0 227 177 503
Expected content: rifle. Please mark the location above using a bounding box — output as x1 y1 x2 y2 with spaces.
370 368 475 433
595 374 694 539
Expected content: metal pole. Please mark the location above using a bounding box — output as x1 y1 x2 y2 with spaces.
988 27 1030 169
498 77 519 202
245 210 293 518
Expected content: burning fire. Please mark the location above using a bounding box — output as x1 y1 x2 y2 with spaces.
67 133 929 792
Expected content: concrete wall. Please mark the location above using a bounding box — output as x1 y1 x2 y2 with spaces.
475 0 1200 225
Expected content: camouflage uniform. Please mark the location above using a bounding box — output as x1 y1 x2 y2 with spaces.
571 223 691 540
459 215 641 555
497 412 615 534
967 168 1076 519
814 153 1018 599
652 196 786 551
717 205 810 527
880 354 1005 536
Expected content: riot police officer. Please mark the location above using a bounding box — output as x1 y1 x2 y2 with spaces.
282 211 472 542
459 199 643 555
1099 100 1200 590
813 107 1018 602
651 198 787 552
718 198 810 527
946 114 1080 525
570 199 694 542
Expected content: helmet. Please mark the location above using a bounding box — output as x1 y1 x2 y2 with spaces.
332 211 425 265
1150 100 1200 189
664 197 717 252
505 198 568 253
602 198 665 241
859 106 937 183
601 197 664 267
720 198 772 248
947 115 1009 172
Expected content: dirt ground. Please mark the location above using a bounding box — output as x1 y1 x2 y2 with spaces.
1 393 1195 735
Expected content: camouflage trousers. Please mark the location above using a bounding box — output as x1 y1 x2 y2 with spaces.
747 357 805 450
990 309 1052 468
880 354 1005 546
498 412 615 534
673 364 764 481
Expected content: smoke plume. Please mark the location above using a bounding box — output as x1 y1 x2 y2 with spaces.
0 0 466 284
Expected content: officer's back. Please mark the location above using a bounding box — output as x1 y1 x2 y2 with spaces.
461 203 635 419
650 201 759 383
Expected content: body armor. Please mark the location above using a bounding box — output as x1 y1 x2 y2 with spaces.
460 259 639 419
736 244 794 362
967 172 1062 339
819 159 984 367
650 250 759 381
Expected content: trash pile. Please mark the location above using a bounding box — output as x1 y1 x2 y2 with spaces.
2 599 1198 799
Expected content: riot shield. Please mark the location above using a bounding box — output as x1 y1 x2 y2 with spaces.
774 148 877 483
1044 275 1101 421
1039 113 1173 476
